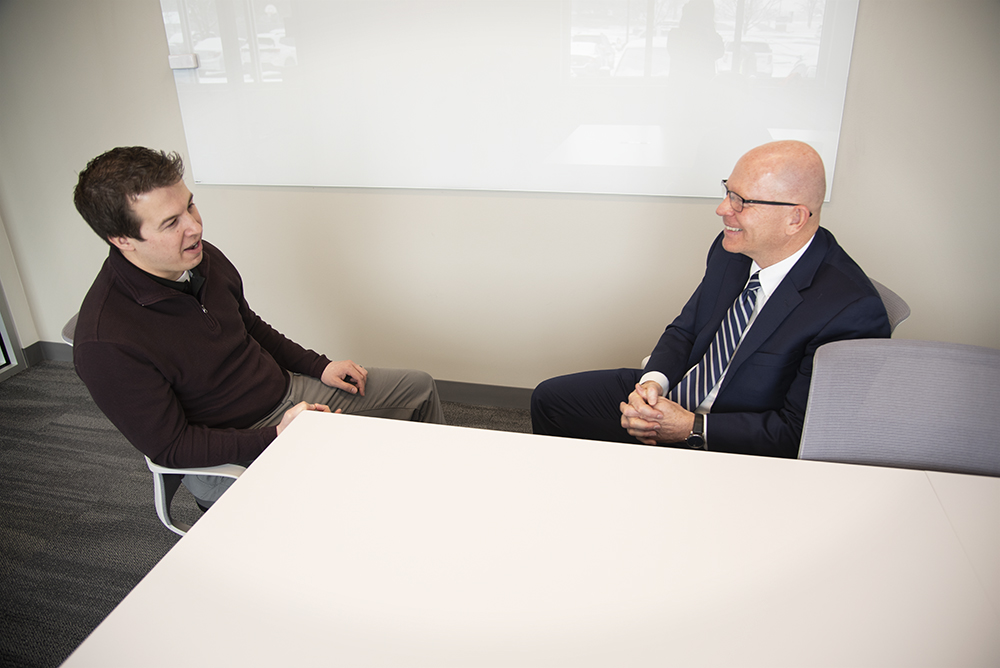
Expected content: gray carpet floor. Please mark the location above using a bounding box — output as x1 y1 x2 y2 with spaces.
0 361 531 668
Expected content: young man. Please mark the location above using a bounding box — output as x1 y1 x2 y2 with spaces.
531 141 891 458
73 147 444 506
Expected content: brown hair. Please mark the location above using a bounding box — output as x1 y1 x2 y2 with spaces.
73 147 185 244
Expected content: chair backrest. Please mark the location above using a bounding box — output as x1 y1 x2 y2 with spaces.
62 312 79 346
869 279 910 334
798 339 1000 477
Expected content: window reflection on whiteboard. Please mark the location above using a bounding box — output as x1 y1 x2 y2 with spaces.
162 0 296 84
159 0 856 198
570 0 824 81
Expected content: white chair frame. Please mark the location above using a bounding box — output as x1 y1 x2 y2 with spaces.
145 457 246 536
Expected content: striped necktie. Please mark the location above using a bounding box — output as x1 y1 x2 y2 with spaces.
669 272 761 411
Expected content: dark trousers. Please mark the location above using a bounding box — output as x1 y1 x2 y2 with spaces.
530 368 646 444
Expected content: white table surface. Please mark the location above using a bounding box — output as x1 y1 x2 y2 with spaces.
63 412 1000 667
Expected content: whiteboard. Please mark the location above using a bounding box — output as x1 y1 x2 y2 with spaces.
160 0 859 198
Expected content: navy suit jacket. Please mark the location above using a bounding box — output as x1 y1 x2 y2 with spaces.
646 227 890 458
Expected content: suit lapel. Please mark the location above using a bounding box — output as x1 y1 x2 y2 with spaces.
719 228 831 386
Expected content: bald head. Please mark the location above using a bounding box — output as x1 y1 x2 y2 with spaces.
736 140 826 217
717 141 827 267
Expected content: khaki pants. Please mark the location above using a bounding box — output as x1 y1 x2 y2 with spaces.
183 367 444 506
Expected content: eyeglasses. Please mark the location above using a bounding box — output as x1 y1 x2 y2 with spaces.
722 180 812 217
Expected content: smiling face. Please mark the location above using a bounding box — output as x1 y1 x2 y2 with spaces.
716 169 797 268
109 180 204 280
715 141 824 268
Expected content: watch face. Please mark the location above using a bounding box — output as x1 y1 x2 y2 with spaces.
686 434 706 449
686 413 705 449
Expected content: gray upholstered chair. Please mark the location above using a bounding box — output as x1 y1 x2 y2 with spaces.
868 278 910 334
798 339 1000 477
64 313 245 535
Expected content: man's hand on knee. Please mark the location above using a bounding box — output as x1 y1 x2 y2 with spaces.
321 360 368 396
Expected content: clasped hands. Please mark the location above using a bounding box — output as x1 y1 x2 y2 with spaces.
619 381 695 445
276 360 367 436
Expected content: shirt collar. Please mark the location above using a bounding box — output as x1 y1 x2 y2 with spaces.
141 266 199 291
749 234 815 299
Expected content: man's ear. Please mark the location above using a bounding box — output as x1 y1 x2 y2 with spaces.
784 206 811 236
108 235 136 252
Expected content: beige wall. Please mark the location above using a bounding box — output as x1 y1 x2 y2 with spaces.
1 0 997 389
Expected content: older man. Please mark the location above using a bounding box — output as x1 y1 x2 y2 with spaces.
73 147 444 507
531 141 890 457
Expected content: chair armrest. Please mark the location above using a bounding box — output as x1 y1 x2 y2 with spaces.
143 457 247 537
144 456 246 479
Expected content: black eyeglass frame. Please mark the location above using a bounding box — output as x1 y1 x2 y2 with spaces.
722 180 813 217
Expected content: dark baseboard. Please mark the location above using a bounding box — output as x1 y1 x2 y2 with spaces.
30 340 72 364
24 342 43 366
32 341 531 410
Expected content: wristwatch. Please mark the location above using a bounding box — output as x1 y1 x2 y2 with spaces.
685 413 706 449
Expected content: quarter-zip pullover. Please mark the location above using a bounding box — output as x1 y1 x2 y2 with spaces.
74 241 331 467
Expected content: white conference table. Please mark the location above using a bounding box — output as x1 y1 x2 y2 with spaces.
63 412 1000 667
